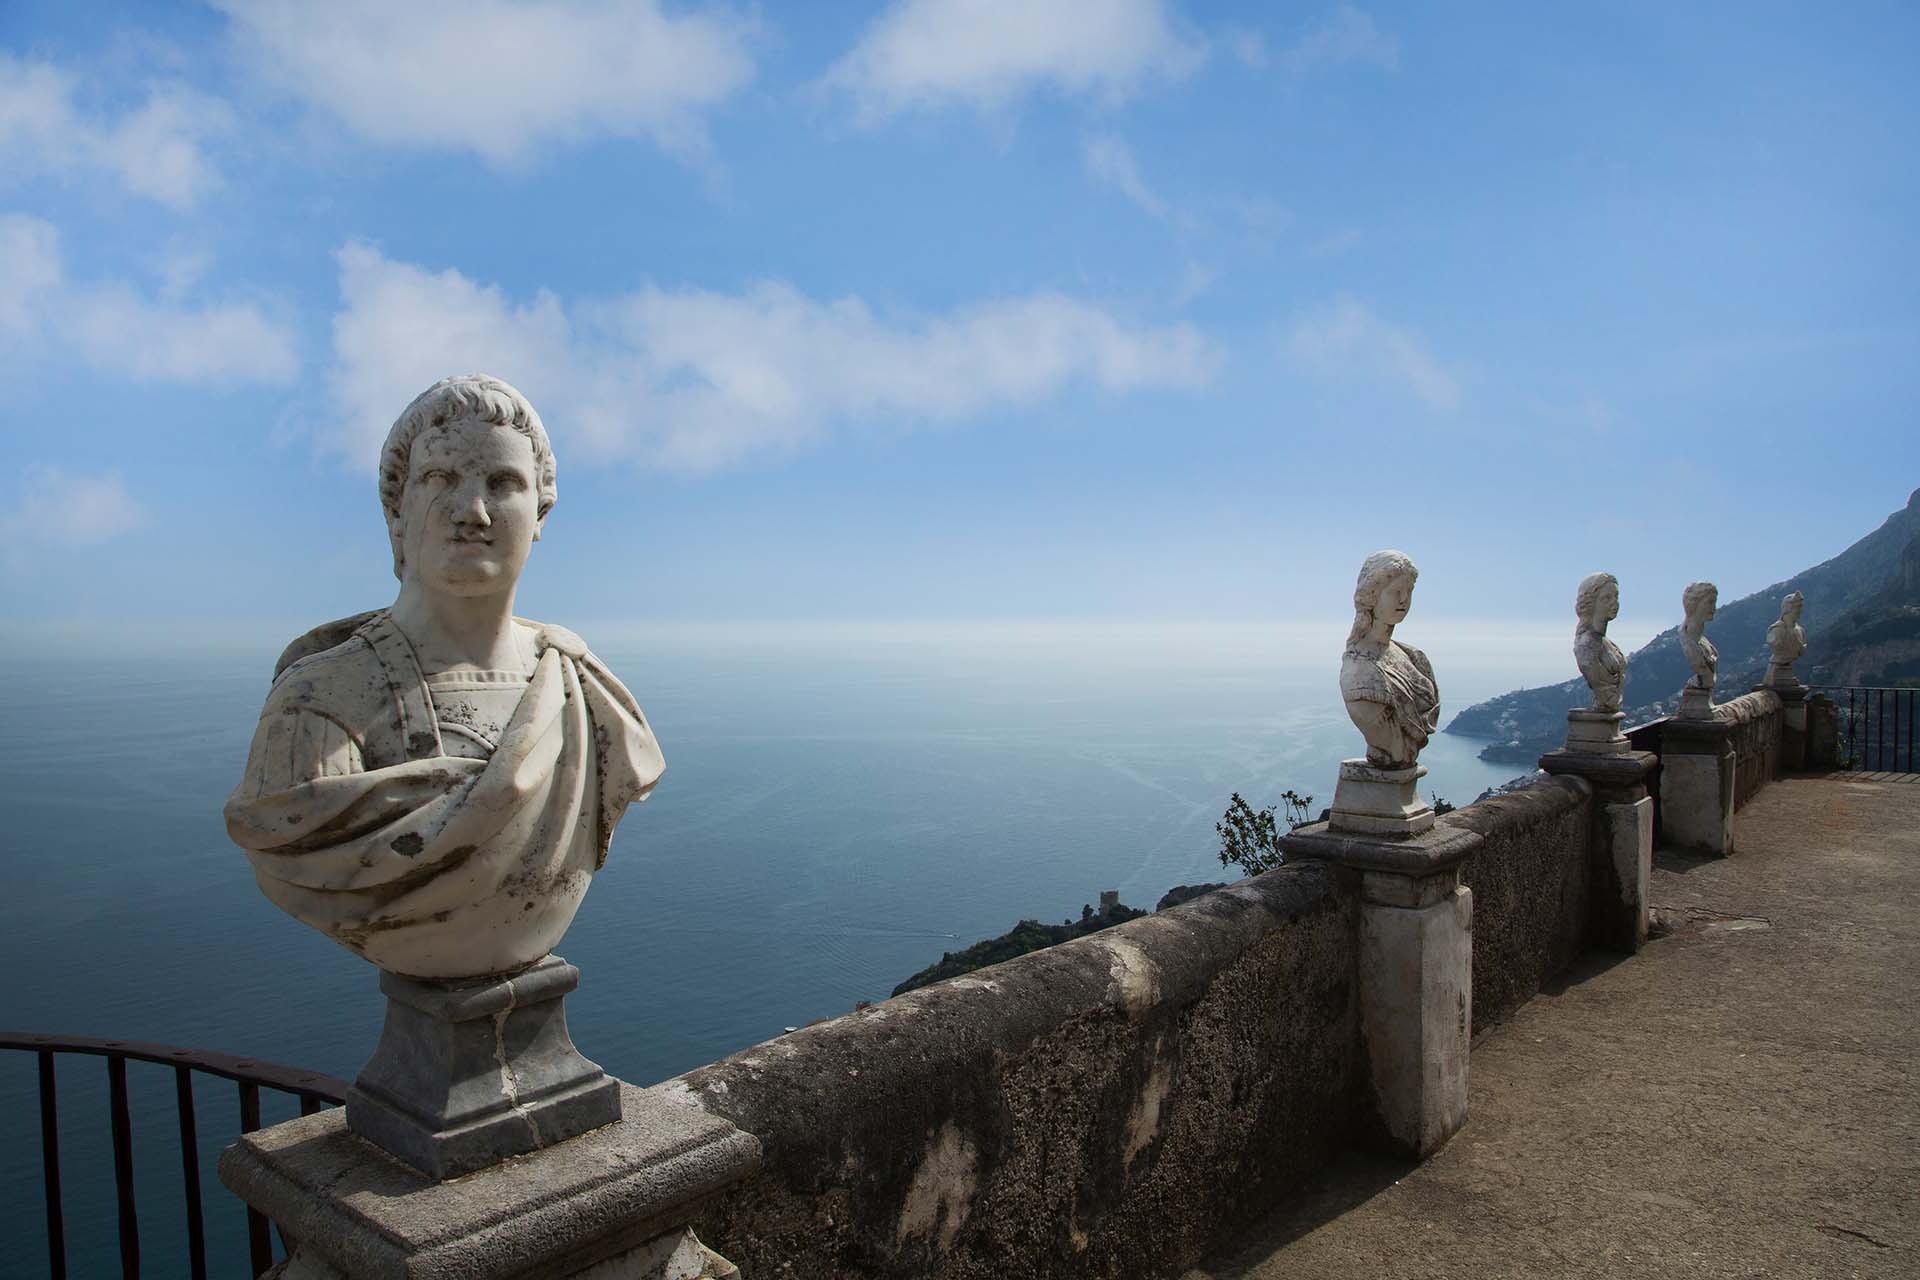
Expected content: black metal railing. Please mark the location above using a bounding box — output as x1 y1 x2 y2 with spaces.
0 1032 348 1280
1813 685 1918 773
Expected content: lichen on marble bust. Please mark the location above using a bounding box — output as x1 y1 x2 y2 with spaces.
1678 580 1719 713
1765 591 1807 686
1573 571 1626 713
225 375 665 980
1340 550 1440 770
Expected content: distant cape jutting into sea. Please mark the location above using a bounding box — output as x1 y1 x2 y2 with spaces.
1448 487 1920 764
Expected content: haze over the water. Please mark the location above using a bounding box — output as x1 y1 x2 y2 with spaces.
2 2 1915 630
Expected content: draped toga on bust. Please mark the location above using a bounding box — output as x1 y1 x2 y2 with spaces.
1340 640 1441 769
225 610 664 979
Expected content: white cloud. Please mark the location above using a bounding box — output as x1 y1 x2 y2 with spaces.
0 215 299 385
0 214 62 334
1174 262 1216 305
0 54 231 208
327 243 1222 471
824 0 1204 121
215 0 756 165
65 286 300 385
1084 134 1169 221
8 466 145 546
1290 297 1460 409
1282 5 1399 74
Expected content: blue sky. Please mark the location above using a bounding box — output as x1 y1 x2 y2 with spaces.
3 0 1916 637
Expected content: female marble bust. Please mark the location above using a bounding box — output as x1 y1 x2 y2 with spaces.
1573 572 1626 713
1766 591 1807 685
1340 550 1440 770
1679 580 1719 702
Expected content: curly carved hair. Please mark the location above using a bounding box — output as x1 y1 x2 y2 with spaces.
1575 572 1617 626
378 375 557 580
1681 580 1718 621
1346 549 1419 648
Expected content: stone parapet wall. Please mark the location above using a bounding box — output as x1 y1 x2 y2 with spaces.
676 863 1361 1280
1716 690 1784 808
1443 777 1594 1032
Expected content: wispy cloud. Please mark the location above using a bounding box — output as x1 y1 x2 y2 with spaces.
1083 134 1171 221
1281 4 1399 74
0 214 62 334
0 53 232 208
0 214 299 385
327 243 1222 471
1289 297 1459 409
214 0 757 165
5 466 145 546
1226 28 1269 69
823 0 1204 122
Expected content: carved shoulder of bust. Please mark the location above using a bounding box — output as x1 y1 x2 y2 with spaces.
261 629 411 769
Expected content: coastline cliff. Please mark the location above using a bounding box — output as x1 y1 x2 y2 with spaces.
1449 488 1920 763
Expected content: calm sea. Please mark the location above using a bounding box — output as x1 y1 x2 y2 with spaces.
0 619 1552 1275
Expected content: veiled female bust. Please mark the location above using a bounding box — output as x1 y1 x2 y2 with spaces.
1574 572 1626 713
1340 550 1440 770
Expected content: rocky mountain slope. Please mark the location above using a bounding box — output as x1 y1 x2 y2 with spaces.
1448 487 1920 763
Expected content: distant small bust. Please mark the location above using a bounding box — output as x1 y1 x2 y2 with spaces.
1340 550 1440 769
225 375 665 980
1679 580 1719 703
1573 572 1626 713
1765 591 1807 686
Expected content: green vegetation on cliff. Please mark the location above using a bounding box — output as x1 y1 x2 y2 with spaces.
891 900 1146 997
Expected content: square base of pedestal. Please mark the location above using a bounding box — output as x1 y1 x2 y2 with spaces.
1565 709 1628 754
1331 760 1434 837
346 955 623 1180
1677 688 1716 721
220 1082 762 1280
349 1071 622 1184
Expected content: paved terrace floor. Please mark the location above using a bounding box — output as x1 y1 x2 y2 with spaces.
1187 774 1920 1280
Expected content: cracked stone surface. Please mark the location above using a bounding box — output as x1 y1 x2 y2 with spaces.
1187 774 1920 1278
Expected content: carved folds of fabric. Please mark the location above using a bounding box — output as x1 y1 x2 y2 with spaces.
226 611 664 978
1341 640 1440 768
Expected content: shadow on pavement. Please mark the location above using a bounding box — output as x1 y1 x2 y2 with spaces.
1188 1149 1417 1278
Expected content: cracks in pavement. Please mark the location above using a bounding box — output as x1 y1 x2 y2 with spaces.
1815 1223 1894 1249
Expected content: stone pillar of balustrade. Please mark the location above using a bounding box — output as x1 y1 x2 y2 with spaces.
1278 550 1476 1159
1538 748 1656 952
1277 819 1480 1158
1659 714 1736 856
1660 580 1736 856
1759 591 1811 772
1539 571 1656 950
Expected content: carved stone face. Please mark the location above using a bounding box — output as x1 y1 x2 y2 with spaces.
1376 575 1415 627
1783 595 1802 622
396 419 545 598
1596 580 1619 626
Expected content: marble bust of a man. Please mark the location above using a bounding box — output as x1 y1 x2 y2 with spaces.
1678 580 1719 712
1766 591 1807 686
1340 550 1440 769
226 375 665 980
1574 572 1626 713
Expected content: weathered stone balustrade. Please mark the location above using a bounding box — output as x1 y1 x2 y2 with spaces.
222 691 1797 1280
